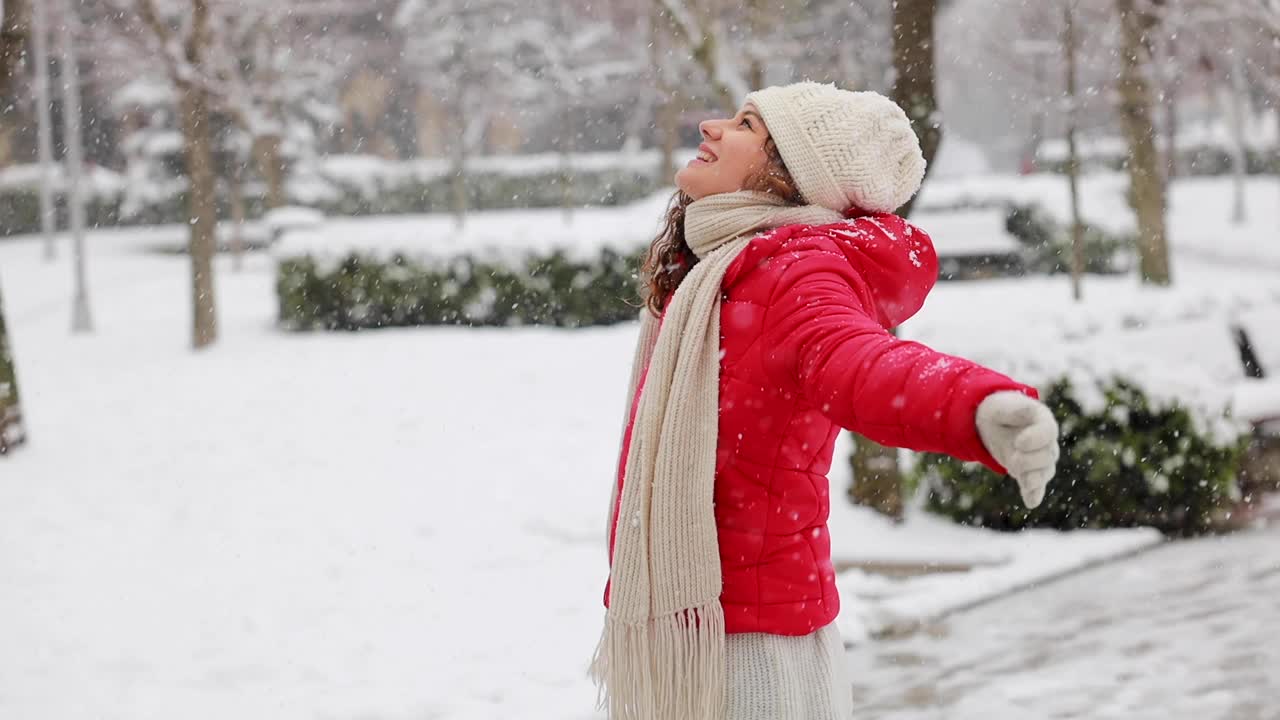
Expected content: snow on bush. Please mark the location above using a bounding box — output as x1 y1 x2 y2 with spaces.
917 374 1249 537
276 247 644 330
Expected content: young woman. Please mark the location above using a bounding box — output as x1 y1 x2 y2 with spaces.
591 82 1060 720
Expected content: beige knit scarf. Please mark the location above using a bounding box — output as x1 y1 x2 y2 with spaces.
590 190 842 720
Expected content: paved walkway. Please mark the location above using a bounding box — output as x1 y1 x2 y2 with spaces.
847 524 1280 720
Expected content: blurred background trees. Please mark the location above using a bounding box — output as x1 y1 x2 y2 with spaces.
6 0 1280 504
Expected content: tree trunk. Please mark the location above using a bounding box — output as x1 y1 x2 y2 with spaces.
1227 48 1248 224
448 77 468 229
658 0 743 113
692 30 737 113
450 129 468 230
653 1 677 182
29 0 56 261
0 0 19 169
1158 32 1180 181
891 0 941 219
1114 0 1171 285
252 133 286 210
1163 76 1179 180
746 0 767 90
621 0 656 154
658 93 678 183
0 0 28 98
229 165 246 273
843 0 942 522
179 81 219 349
560 97 574 223
0 282 27 455
847 436 903 520
0 2 18 167
1064 1 1085 301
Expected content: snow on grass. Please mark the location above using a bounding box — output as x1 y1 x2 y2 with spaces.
2 245 625 719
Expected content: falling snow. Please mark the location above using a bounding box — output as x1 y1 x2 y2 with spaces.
5 1 1280 717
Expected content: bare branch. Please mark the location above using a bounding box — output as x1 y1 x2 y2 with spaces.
134 0 172 48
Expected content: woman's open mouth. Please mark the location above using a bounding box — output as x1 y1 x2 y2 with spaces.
689 144 718 166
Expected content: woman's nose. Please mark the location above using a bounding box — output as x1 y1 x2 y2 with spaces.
699 119 722 141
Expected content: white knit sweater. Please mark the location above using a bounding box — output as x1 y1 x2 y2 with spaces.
724 622 854 720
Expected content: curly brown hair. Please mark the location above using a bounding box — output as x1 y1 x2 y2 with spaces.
639 136 802 318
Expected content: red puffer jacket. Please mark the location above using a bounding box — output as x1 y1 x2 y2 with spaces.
605 210 1038 636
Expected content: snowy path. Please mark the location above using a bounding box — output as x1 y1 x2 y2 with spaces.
846 524 1280 720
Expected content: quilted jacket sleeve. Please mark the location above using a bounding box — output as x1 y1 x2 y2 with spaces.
760 243 1038 475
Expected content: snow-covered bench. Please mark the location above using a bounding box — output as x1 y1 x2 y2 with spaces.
1232 325 1280 500
263 206 325 243
1231 324 1280 427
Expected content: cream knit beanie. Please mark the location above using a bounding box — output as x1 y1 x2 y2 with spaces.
743 81 927 214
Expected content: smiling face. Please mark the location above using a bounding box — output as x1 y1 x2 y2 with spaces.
674 104 772 200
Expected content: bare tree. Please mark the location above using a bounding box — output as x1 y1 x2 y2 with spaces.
943 0 1119 171
0 0 32 170
1115 0 1171 285
843 0 944 521
0 283 24 455
207 5 347 211
117 0 220 348
26 0 58 262
398 0 524 227
891 0 941 219
1064 1 1086 302
1216 0 1280 226
0 0 27 456
0 0 22 93
1225 39 1249 224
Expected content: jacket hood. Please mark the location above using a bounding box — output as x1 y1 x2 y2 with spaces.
723 211 939 329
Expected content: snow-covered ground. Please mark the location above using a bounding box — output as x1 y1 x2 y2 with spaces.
1 174 1278 719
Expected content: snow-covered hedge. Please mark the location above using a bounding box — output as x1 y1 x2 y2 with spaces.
1004 202 1133 276
300 155 663 216
0 165 131 236
276 247 646 330
0 187 277 237
272 198 1141 331
915 375 1250 537
0 285 25 454
1036 145 1280 176
0 155 665 236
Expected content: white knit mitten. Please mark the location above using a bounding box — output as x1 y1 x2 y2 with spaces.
975 391 1060 509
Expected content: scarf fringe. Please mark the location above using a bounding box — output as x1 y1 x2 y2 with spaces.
589 600 727 720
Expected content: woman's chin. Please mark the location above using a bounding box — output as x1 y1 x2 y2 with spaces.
673 168 693 194
673 168 707 199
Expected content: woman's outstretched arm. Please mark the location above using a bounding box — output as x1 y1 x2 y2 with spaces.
761 247 1037 476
